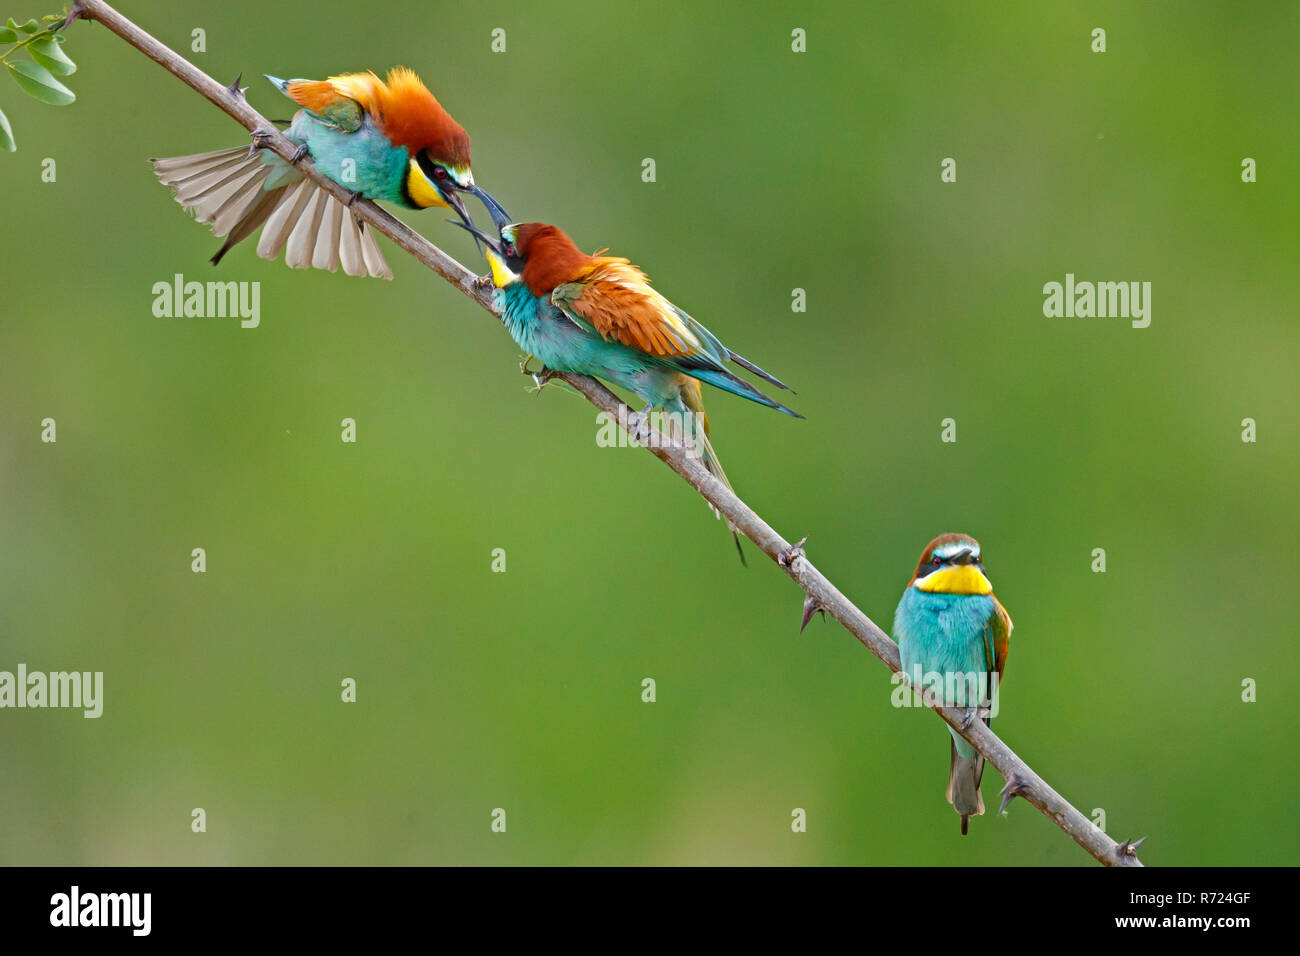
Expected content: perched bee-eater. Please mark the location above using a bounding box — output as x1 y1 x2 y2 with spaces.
150 68 508 278
455 215 801 558
893 533 1013 835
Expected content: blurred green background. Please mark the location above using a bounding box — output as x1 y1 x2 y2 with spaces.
1 0 1297 865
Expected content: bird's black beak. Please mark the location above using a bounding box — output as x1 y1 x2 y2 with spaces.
439 186 476 232
952 548 978 566
448 219 504 258
467 184 512 231
441 183 508 255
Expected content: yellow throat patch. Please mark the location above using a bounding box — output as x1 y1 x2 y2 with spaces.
405 158 449 209
915 565 993 595
486 250 516 288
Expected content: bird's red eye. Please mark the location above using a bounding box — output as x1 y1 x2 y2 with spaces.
932 556 942 566
434 166 448 179
504 243 517 257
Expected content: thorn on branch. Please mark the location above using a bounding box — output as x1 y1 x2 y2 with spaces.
226 73 246 99
1116 836 1147 859
60 2 86 30
247 125 275 158
998 773 1030 815
779 539 825 632
799 595 826 633
777 535 807 569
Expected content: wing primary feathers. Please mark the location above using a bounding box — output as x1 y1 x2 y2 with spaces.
210 188 284 265
153 145 389 278
673 364 804 418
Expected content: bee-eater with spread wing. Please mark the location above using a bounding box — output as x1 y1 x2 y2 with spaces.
893 533 1013 834
150 68 509 279
455 214 801 559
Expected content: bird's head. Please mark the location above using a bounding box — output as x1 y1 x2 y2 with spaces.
405 146 510 232
367 67 509 228
454 216 592 295
908 533 993 595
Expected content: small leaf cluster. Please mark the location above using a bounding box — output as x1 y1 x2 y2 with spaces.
1 10 78 151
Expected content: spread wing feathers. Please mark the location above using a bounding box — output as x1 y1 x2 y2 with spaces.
151 147 392 279
269 75 364 132
552 258 800 413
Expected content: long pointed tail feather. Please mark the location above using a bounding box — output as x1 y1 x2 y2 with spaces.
728 350 795 393
676 384 746 566
685 366 804 419
946 736 986 836
151 146 392 279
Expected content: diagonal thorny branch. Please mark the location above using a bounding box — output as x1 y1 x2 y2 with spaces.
70 0 1144 866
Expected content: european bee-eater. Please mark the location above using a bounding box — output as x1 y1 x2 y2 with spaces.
893 533 1013 835
456 215 801 558
150 68 508 278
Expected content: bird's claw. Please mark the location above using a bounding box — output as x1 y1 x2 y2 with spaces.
473 273 494 292
248 128 308 165
961 705 992 730
1116 836 1147 859
288 143 310 164
622 405 655 445
519 356 556 390
778 536 808 569
346 189 364 207
998 773 1030 816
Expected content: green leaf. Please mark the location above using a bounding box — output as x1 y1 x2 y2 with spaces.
6 17 39 33
0 104 14 151
29 36 75 75
7 59 75 105
0 27 19 42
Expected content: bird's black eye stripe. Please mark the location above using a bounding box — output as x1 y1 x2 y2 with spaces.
916 546 983 580
416 152 449 187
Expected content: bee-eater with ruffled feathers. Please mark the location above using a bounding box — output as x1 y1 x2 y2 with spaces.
893 533 1013 834
454 214 801 559
151 68 508 278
